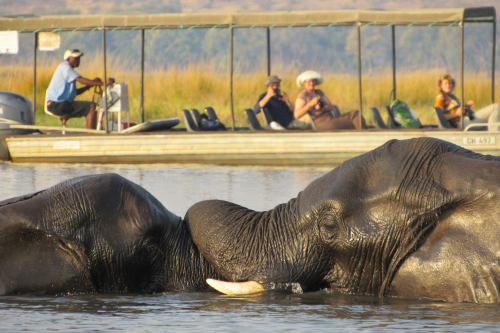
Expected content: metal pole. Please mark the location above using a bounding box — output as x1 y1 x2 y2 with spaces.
357 24 362 130
492 18 496 104
230 27 235 131
391 25 396 101
102 26 109 134
266 27 271 76
33 32 37 123
460 22 464 131
141 29 145 123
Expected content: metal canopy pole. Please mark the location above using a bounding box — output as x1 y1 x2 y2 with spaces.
391 25 396 101
230 27 235 131
266 27 271 76
102 26 109 134
460 22 464 131
33 32 37 123
357 24 362 130
141 29 145 123
492 18 496 103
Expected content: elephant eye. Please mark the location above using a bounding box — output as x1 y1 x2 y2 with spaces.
318 212 339 243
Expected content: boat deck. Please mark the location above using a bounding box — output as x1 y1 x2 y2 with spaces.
2 129 499 166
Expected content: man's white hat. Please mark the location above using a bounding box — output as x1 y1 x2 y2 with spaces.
296 70 323 87
64 49 84 60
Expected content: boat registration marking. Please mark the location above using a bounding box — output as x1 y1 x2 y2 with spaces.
53 141 80 149
463 136 496 145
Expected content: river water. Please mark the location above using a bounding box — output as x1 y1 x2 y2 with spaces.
1 162 500 332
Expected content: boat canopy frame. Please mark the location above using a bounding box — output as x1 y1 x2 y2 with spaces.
0 7 496 132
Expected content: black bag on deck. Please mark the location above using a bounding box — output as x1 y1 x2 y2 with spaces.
197 113 225 131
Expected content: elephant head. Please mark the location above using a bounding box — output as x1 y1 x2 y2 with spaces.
186 138 500 302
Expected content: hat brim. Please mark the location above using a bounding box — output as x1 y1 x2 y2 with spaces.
297 71 323 87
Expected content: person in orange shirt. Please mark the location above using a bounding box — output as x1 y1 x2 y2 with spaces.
435 74 500 130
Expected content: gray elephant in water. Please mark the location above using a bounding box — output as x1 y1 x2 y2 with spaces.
1 137 500 303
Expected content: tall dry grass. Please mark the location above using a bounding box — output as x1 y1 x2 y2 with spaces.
1 55 498 128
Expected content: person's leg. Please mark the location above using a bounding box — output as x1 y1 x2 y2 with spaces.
463 104 499 131
86 103 97 129
486 104 500 131
286 119 312 130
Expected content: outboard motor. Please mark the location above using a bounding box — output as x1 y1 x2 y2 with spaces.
0 91 36 135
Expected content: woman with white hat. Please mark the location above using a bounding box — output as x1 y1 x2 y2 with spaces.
294 70 365 130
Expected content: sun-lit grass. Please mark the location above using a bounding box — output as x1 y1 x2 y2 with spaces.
1 55 498 128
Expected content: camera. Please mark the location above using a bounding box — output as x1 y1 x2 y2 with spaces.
316 94 325 108
273 88 282 98
463 105 475 120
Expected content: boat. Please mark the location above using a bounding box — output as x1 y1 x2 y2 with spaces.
0 7 497 166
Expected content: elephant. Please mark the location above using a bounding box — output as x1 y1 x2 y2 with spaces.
186 137 500 303
0 174 222 295
1 137 500 303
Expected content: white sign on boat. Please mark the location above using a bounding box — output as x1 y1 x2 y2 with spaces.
462 137 496 145
53 141 80 150
0 31 18 54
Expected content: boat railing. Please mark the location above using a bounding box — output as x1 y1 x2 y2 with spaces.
464 123 500 132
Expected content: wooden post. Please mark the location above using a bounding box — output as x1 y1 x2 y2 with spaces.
492 18 496 103
141 29 145 123
266 27 271 76
103 26 109 133
460 22 464 131
391 25 396 101
357 24 362 130
33 32 37 123
230 27 235 131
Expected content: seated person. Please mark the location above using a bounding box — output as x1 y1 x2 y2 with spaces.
254 75 311 130
294 71 365 130
436 73 500 130
46 49 110 129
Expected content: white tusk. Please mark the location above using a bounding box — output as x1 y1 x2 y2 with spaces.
206 278 265 295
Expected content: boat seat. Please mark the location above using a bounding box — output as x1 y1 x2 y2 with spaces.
370 107 388 129
244 109 264 131
44 91 71 134
332 105 341 118
205 107 219 121
190 109 200 123
385 106 402 129
182 109 200 132
434 107 454 129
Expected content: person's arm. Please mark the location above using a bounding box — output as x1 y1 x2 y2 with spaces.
281 91 294 112
318 91 334 111
258 87 277 109
75 77 104 95
294 93 320 119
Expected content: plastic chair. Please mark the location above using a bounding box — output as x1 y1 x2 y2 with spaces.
260 108 276 129
190 109 200 122
332 105 341 118
182 109 200 132
205 107 219 121
44 91 71 134
434 107 454 129
370 107 388 129
244 109 264 131
385 106 402 129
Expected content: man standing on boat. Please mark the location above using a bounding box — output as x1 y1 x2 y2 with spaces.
254 75 311 130
46 49 107 129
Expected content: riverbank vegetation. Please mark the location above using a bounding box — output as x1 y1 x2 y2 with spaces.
1 56 498 128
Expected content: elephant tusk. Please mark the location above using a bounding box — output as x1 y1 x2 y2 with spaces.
206 279 265 295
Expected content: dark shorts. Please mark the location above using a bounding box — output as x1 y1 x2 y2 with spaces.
47 101 92 118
